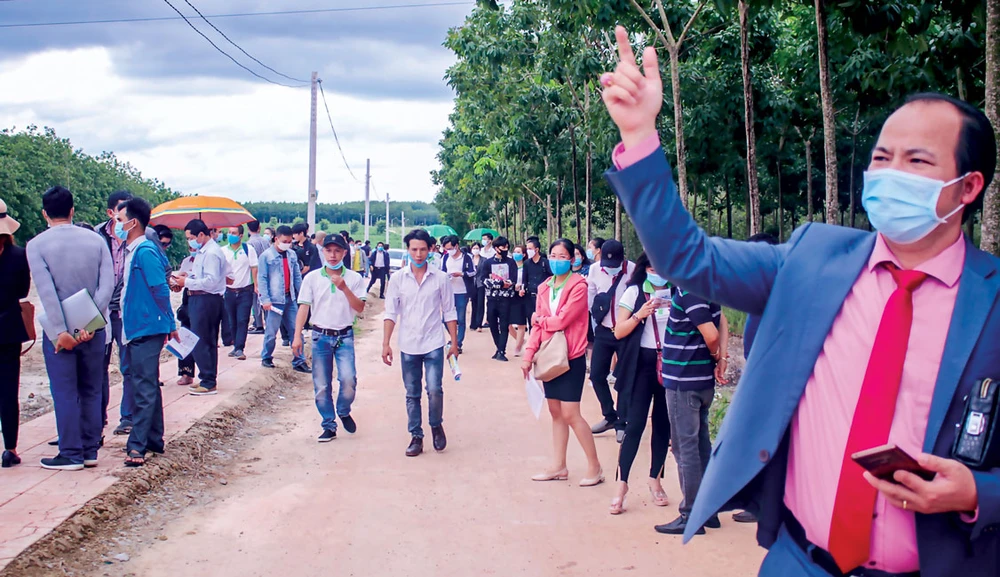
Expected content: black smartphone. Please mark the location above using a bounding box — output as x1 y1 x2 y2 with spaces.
851 443 936 483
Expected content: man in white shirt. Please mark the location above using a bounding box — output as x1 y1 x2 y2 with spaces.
586 239 635 441
173 219 227 396
440 235 476 352
481 232 497 260
383 228 460 457
292 234 366 442
222 225 258 361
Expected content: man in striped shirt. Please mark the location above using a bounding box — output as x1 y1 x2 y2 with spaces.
656 287 728 535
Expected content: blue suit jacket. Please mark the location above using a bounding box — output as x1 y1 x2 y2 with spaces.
606 150 1000 576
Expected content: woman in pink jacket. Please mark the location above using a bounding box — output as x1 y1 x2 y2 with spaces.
521 239 603 487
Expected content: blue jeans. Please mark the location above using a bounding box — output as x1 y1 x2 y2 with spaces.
311 331 357 431
44 330 106 464
401 347 444 439
262 302 305 366
453 294 468 347
103 311 134 426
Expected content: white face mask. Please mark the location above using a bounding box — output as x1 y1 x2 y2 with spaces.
526 249 537 259
276 242 292 252
472 249 481 256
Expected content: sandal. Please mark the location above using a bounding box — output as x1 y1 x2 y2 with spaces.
124 450 145 468
113 423 132 436
609 496 627 515
531 469 569 482
648 485 670 507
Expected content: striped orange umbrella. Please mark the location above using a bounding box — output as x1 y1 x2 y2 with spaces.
150 196 254 229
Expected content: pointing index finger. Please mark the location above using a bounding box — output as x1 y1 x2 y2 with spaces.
615 25 636 66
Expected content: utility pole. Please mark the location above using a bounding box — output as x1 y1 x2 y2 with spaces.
307 71 318 232
364 158 371 242
385 193 390 246
401 211 406 239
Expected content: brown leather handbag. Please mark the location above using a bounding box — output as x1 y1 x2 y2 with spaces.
20 300 35 355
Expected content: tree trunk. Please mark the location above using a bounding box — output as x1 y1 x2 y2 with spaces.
585 142 593 242
706 182 713 235
546 194 553 243
691 177 699 224
556 176 563 239
669 47 690 207
570 124 582 244
815 0 839 225
982 0 1000 255
739 0 762 235
806 139 814 223
615 197 622 240
777 157 783 242
725 176 733 239
849 108 859 228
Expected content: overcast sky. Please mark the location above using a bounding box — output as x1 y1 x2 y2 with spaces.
0 0 474 204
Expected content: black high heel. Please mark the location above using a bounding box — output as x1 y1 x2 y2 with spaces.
2 450 21 468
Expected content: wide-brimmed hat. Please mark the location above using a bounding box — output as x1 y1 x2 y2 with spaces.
0 200 20 236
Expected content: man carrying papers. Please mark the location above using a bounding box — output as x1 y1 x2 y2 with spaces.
26 186 114 471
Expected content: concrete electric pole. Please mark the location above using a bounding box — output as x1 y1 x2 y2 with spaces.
364 158 371 242
385 193 390 246
307 71 318 232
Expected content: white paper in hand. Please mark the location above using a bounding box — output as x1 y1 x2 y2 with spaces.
165 327 200 359
525 373 544 420
271 306 284 317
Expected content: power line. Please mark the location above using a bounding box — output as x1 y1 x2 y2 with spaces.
317 79 360 182
0 2 473 29
180 0 308 84
160 0 305 88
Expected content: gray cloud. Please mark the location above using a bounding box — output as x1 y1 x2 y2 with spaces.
0 0 471 100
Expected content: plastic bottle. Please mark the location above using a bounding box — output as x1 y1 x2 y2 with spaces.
448 355 462 381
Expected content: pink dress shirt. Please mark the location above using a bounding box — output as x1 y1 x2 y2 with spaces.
613 135 966 573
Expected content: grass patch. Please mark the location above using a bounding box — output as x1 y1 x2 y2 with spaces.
723 307 746 336
709 387 733 442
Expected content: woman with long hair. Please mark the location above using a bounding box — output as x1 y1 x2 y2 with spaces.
509 244 529 356
572 244 591 277
469 242 486 332
522 238 602 486
608 251 672 513
0 202 30 468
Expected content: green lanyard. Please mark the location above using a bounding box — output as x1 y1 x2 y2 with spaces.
320 266 339 293
548 273 571 303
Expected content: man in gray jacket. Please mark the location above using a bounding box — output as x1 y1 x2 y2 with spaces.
27 186 114 470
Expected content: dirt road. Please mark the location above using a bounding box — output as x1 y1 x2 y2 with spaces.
83 300 764 577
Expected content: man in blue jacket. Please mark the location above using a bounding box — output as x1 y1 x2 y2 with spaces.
258 225 309 373
117 198 177 467
600 25 999 577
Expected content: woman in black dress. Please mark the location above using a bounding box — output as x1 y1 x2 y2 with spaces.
0 201 30 468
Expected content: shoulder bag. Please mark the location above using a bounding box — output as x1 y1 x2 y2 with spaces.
533 282 570 382
20 300 35 355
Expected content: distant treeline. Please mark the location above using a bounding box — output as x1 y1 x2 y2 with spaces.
243 200 440 227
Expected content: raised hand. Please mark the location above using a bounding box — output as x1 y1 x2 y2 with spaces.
600 26 663 149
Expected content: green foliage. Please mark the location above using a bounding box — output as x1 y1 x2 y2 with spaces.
0 125 186 263
349 220 361 235
723 306 747 336
709 388 732 442
242 201 440 229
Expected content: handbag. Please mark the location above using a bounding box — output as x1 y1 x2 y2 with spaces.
533 330 570 382
20 300 35 355
590 270 625 326
952 378 1000 469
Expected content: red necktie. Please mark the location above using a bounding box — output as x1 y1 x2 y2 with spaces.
282 255 291 294
828 264 928 572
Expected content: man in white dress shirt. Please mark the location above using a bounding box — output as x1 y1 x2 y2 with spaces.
383 228 460 457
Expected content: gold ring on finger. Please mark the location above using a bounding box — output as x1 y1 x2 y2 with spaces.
903 500 908 511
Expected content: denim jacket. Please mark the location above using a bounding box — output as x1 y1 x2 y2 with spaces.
257 246 302 306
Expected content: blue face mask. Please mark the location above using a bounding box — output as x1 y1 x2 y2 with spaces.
188 239 202 250
513 253 524 262
263 233 272 242
646 272 667 287
603 266 622 277
228 234 240 245
862 169 968 245
412 260 427 269
573 257 582 267
377 246 384 252
114 220 131 241
586 249 595 260
549 258 572 276
325 261 344 271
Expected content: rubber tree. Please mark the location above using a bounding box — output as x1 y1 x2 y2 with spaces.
814 0 839 225
982 0 1000 255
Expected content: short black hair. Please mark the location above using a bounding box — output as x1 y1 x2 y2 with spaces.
364 240 370 245
107 190 132 210
472 242 482 249
42 186 74 219
339 230 350 238
549 238 575 259
122 197 152 229
442 235 460 248
403 228 432 249
526 236 541 250
904 93 997 223
231 224 245 235
154 224 172 240
376 241 384 247
482 232 494 241
589 237 605 249
493 235 509 249
184 218 209 237
292 223 309 236
247 220 261 233
747 232 778 245
276 225 293 238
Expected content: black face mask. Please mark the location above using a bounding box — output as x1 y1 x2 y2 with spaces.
497 248 508 257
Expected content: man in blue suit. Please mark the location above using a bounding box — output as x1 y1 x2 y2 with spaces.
599 25 999 577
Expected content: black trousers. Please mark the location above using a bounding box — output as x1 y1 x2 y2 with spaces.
367 267 387 298
487 297 511 353
125 335 166 456
470 286 486 329
224 287 253 351
0 343 20 450
618 348 671 482
189 294 224 389
525 292 538 331
591 325 626 430
220 292 234 347
177 292 195 377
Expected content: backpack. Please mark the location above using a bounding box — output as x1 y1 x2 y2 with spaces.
591 270 626 326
